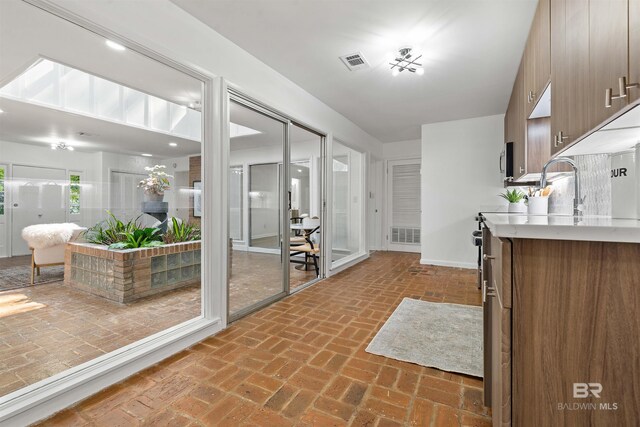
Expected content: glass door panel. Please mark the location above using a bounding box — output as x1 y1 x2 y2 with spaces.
229 100 286 318
289 124 323 291
331 140 365 266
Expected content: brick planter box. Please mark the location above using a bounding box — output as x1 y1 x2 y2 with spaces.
64 241 201 303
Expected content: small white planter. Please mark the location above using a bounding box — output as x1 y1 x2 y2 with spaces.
508 201 527 213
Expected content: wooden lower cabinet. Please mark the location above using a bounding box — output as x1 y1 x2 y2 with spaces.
485 234 640 426
491 296 511 426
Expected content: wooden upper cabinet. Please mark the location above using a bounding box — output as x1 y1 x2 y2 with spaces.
630 0 640 103
551 0 590 154
589 0 629 126
524 0 551 117
506 61 526 179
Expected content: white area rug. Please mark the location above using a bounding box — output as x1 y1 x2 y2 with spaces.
366 298 483 377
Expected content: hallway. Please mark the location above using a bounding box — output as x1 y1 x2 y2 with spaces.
40 252 489 426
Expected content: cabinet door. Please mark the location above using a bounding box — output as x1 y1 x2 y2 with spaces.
551 0 590 154
550 0 566 155
491 299 512 427
512 62 526 179
505 60 526 179
589 0 628 126
535 0 551 96
630 0 640 103
525 0 551 118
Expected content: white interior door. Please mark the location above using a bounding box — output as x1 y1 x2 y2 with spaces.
11 165 67 256
386 159 421 253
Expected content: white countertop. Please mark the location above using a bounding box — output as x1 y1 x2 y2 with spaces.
482 213 640 243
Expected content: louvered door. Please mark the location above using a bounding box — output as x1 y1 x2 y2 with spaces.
386 159 421 252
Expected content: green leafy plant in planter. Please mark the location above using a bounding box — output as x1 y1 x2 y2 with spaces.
163 217 201 244
499 189 526 203
84 211 142 245
109 227 164 250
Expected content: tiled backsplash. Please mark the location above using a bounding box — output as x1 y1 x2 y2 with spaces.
548 154 611 216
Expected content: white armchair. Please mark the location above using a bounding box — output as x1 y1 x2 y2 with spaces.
22 224 86 285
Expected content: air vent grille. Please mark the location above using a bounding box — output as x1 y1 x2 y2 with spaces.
391 227 421 245
339 52 370 71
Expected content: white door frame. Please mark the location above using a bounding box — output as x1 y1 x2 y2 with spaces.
385 157 422 253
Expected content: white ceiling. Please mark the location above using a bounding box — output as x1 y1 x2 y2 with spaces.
0 98 200 158
172 0 537 142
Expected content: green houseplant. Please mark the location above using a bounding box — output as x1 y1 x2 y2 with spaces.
108 227 163 250
499 189 527 213
84 211 142 245
163 217 201 244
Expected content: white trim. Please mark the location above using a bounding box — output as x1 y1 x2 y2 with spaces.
328 251 369 276
419 258 476 269
0 317 222 426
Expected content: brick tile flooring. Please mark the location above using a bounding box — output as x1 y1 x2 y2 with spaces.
230 251 317 315
38 252 490 426
0 251 314 397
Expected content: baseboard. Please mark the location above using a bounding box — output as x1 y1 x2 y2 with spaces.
420 258 476 269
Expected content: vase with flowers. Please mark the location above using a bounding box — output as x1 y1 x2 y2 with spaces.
138 165 172 202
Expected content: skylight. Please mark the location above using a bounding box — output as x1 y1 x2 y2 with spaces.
0 59 261 142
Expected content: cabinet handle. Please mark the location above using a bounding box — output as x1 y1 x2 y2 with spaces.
482 281 496 303
483 254 495 261
557 131 569 145
519 166 525 174
605 76 639 108
553 134 559 148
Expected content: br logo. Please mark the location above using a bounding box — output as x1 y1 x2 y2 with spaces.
573 383 602 398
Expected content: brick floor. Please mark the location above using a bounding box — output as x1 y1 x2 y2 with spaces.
37 252 490 426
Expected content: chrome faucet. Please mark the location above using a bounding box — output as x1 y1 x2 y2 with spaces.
540 157 583 217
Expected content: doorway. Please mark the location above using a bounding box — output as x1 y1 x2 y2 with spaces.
227 96 325 321
386 159 421 253
11 165 66 256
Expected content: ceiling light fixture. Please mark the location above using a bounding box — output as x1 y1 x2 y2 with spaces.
169 142 178 147
50 142 74 151
105 40 126 51
0 108 4 114
389 47 424 76
141 153 153 157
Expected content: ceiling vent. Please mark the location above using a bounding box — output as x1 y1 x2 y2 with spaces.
339 52 369 71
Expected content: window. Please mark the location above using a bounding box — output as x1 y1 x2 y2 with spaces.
69 174 80 214
0 167 5 216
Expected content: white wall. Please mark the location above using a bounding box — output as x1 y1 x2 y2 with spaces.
421 115 505 269
382 139 421 160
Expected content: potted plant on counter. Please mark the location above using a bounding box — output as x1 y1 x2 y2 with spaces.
499 189 527 213
138 165 172 202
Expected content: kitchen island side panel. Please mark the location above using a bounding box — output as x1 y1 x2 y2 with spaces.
512 238 640 426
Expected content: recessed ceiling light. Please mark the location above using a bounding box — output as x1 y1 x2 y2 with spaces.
0 108 4 114
105 40 126 51
141 153 152 157
169 142 178 147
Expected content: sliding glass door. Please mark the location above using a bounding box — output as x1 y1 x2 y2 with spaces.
228 100 287 319
227 97 326 320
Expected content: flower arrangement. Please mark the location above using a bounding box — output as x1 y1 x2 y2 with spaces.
138 165 172 195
